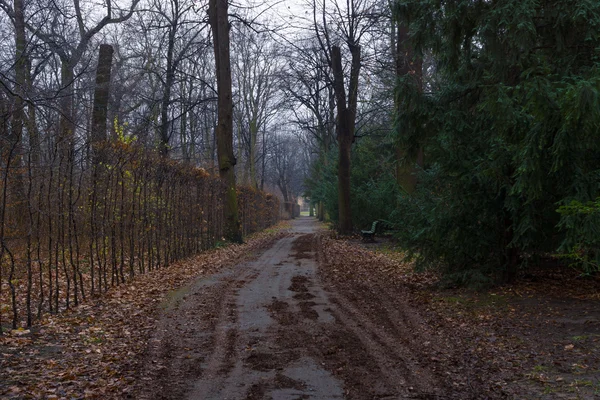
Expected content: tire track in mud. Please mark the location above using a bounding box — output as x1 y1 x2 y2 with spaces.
137 265 254 399
325 292 441 395
136 237 295 399
186 236 307 399
136 218 482 400
284 234 433 399
314 233 482 399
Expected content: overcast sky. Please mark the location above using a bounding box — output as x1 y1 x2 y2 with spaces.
236 0 317 35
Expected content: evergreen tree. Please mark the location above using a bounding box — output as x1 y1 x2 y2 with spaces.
393 0 600 283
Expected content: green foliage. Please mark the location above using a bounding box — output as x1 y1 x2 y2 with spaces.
349 137 401 229
557 199 600 275
114 117 135 144
304 149 338 220
306 136 400 230
393 0 600 283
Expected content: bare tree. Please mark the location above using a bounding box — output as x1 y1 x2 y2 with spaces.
283 40 335 220
209 0 242 242
0 0 140 153
147 0 208 156
269 133 305 216
309 0 382 233
232 25 284 189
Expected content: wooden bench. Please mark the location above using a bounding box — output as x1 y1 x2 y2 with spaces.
361 220 380 242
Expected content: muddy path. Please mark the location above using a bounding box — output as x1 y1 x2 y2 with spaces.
136 217 481 400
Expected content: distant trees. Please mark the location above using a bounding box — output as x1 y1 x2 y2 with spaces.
288 0 382 232
269 134 304 206
232 26 284 190
284 42 335 221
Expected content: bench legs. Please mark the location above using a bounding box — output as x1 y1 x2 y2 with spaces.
361 232 375 242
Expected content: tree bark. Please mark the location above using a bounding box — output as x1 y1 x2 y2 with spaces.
331 45 359 234
58 60 76 158
12 0 26 156
160 14 177 157
91 44 114 152
9 0 27 206
395 20 423 193
209 0 242 243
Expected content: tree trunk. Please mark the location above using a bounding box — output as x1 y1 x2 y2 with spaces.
318 201 324 221
160 23 177 157
58 60 76 157
331 45 359 234
91 44 114 153
12 0 26 155
260 127 266 190
26 62 39 166
250 118 258 188
9 0 27 206
395 20 423 193
90 44 113 265
337 135 352 231
209 0 242 243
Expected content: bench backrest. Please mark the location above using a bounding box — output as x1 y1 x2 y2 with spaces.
371 220 379 231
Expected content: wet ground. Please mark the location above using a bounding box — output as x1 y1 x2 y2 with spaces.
136 217 476 399
3 218 599 399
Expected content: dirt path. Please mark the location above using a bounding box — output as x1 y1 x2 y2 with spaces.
136 217 477 399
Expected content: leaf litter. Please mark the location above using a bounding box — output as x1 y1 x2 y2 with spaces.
0 222 290 399
3 223 600 399
321 233 600 398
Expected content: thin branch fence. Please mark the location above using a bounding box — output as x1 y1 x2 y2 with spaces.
0 137 279 332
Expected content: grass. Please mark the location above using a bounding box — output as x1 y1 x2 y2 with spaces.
572 335 589 342
533 365 548 373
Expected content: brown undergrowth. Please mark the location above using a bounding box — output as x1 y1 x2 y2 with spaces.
0 222 290 399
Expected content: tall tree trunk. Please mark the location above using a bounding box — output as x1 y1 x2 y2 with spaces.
236 113 246 184
260 127 266 190
90 44 113 272
209 0 242 243
26 58 39 166
160 23 177 157
394 20 423 193
9 0 27 213
59 60 75 157
331 45 360 234
12 0 26 145
250 118 258 189
91 44 113 152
